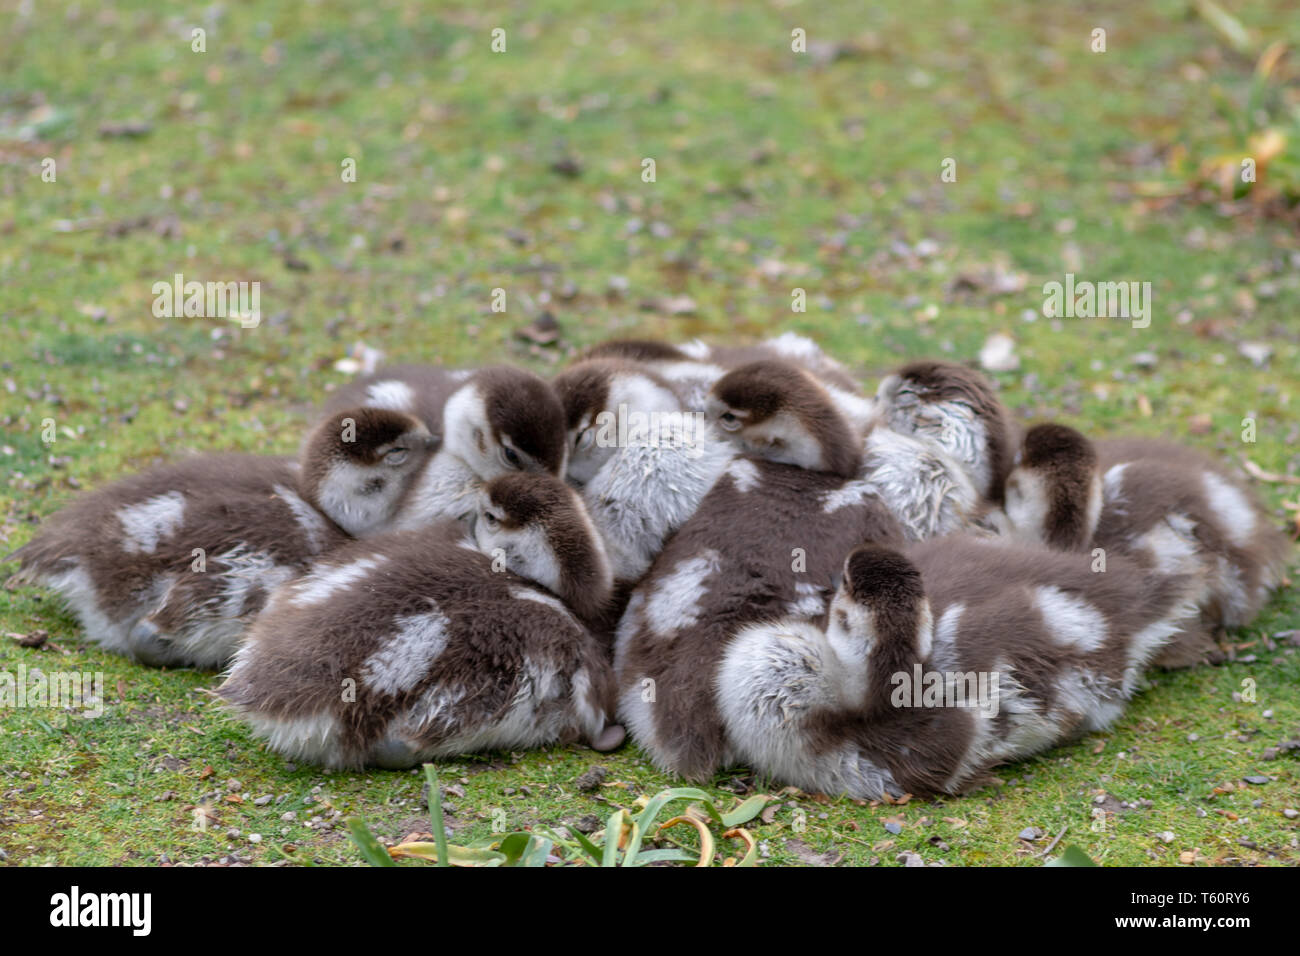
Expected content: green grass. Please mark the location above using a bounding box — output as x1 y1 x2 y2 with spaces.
1 0 1298 866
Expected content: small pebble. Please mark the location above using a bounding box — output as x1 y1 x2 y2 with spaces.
248 834 262 844
1283 809 1298 820
253 795 272 806
281 811 296 822
574 766 607 793
1243 776 1270 786
1017 827 1040 841
1158 831 1175 843
1131 351 1158 369
883 822 902 835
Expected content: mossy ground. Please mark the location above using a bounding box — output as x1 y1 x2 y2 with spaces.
1 1 1298 866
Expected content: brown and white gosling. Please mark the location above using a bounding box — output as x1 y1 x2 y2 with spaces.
218 471 624 769
614 452 905 781
704 358 981 539
553 356 737 591
870 359 1019 504
322 363 569 528
551 357 689 486
713 535 1203 799
998 423 1292 666
6 407 434 668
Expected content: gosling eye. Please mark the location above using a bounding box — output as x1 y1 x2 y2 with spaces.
502 445 522 469
575 428 595 451
718 411 743 432
383 448 409 466
482 510 501 528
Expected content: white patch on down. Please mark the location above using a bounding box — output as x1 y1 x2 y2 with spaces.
913 600 935 660
933 602 965 657
364 380 416 412
274 484 332 552
1201 472 1256 547
826 385 876 432
156 544 297 668
1034 586 1108 652
363 602 452 695
725 458 761 493
1136 515 1199 575
820 477 879 514
118 491 187 554
235 711 345 768
612 590 646 676
765 332 823 362
608 373 682 422
1052 665 1127 733
290 555 386 607
785 579 826 618
645 550 721 638
1121 604 1196 695
653 361 728 411
510 586 582 631
823 596 873 704
41 562 133 654
1083 474 1104 544
617 676 661 760
386 685 468 744
569 667 608 741
1102 463 1129 503
678 339 713 361
1003 468 1051 545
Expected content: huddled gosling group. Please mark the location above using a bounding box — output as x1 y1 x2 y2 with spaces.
8 333 1291 799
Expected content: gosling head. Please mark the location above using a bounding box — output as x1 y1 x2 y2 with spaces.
872 360 1014 501
705 359 862 479
826 545 934 709
473 471 614 626
300 407 438 537
552 358 685 485
1003 423 1102 552
441 366 568 480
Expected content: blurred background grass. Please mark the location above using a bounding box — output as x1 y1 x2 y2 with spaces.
1 0 1297 866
